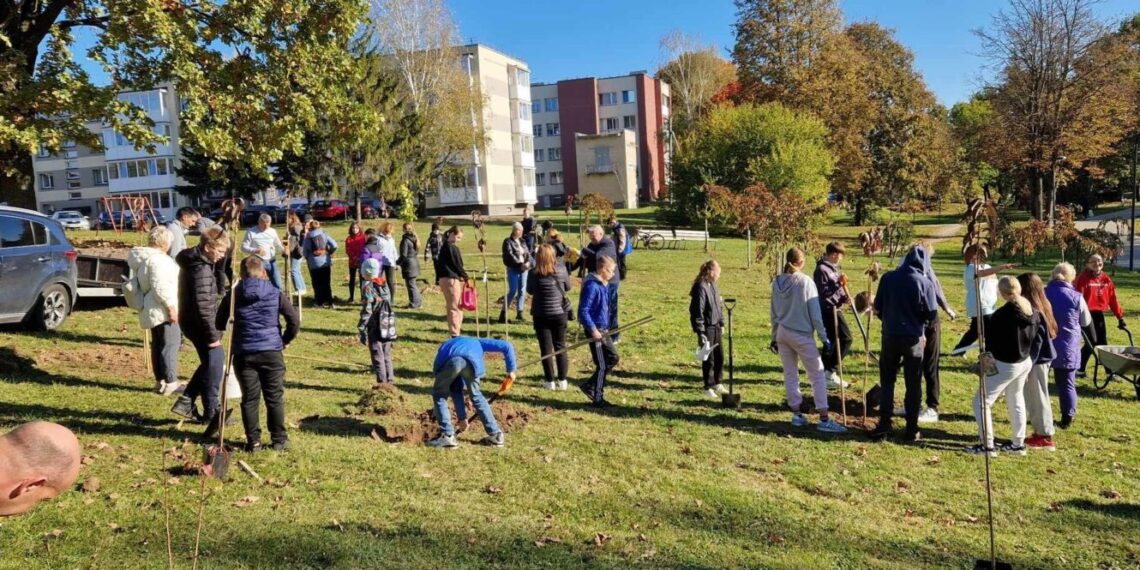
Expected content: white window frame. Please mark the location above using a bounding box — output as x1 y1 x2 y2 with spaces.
546 123 559 136
536 172 546 186
548 147 562 161
40 174 55 189
37 145 51 158
68 180 82 189
550 171 563 185
545 98 558 112
599 92 618 106
534 149 544 162
531 100 541 114
622 90 636 104
93 168 108 185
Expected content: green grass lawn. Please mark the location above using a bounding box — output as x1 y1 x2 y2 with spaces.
2 209 1139 569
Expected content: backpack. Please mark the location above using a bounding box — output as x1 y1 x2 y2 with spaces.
359 244 386 268
615 224 632 257
122 272 144 310
371 299 397 341
311 233 328 257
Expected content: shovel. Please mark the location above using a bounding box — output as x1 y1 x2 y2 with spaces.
721 298 741 409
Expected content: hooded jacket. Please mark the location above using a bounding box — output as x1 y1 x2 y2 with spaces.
398 232 420 278
812 258 848 310
128 246 180 329
770 271 826 340
303 229 338 269
873 247 938 338
177 246 221 345
217 277 299 355
985 302 1039 364
578 274 610 334
689 280 723 333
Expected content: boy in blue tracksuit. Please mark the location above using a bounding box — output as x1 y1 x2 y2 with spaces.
579 256 619 408
428 336 516 448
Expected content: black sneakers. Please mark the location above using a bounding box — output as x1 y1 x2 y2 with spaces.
171 396 195 419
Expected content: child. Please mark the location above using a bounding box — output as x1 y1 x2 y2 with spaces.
358 259 396 387
578 255 619 408
952 245 1015 355
1017 272 1058 451
428 336 515 448
216 256 300 452
1075 254 1126 377
344 221 366 303
689 259 726 399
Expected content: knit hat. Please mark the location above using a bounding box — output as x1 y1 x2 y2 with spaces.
361 258 381 280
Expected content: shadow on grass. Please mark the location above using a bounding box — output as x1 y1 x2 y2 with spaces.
1076 383 1140 401
0 346 150 393
297 414 374 438
1062 499 1140 521
0 401 184 440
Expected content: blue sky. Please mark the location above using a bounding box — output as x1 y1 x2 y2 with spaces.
452 0 1138 106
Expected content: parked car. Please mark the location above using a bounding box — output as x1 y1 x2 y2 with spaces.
96 211 134 230
50 210 92 231
311 199 349 221
0 206 78 330
240 205 289 228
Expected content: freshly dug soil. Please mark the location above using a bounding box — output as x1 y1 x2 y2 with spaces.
36 346 146 380
825 394 878 430
350 386 533 445
73 239 133 260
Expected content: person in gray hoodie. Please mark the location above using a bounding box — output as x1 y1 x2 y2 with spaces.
770 248 847 434
870 246 938 442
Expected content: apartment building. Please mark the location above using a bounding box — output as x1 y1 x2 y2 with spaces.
426 44 537 216
530 72 670 208
33 86 189 219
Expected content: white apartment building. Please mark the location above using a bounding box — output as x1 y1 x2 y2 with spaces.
33 86 189 219
426 44 536 215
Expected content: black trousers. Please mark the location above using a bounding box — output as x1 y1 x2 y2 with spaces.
533 313 568 383
587 335 619 403
347 265 358 302
383 265 397 301
700 325 724 388
821 305 853 372
235 351 288 445
879 334 924 432
953 315 990 351
309 265 333 305
1080 311 1108 372
921 318 941 409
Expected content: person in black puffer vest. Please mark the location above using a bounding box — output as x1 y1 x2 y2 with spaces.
216 257 300 452
527 244 571 390
545 229 574 320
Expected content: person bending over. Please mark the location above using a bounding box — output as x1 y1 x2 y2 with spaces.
428 336 515 449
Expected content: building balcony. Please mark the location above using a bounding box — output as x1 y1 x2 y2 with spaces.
439 186 483 205
586 163 616 175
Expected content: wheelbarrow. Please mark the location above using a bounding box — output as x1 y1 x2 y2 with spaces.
1089 324 1140 399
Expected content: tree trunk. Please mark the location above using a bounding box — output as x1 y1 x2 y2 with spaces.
1034 171 1045 221
853 199 866 226
0 151 35 208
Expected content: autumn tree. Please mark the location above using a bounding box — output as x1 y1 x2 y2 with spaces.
732 0 842 103
0 0 369 207
656 31 737 137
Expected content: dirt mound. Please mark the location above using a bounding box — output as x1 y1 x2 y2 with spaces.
73 239 133 259
825 395 878 430
36 346 146 379
352 387 533 445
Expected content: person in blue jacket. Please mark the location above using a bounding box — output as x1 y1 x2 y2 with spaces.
578 255 619 408
428 336 516 448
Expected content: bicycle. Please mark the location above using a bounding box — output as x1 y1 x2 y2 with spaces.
631 228 665 251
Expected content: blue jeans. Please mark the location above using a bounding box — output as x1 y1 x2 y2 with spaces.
432 356 500 438
506 268 528 312
288 257 306 293
264 258 283 290
183 340 224 417
607 281 620 332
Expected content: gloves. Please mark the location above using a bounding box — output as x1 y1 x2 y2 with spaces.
358 331 368 345
1119 318 1127 329
768 340 779 354
822 339 832 354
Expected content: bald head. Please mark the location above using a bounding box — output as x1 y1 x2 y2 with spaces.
0 421 81 516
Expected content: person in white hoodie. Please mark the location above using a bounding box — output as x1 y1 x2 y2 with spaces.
770 247 846 433
127 226 183 395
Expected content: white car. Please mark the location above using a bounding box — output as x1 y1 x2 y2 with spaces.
50 210 92 231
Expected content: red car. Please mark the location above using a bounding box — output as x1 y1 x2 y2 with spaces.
311 199 349 221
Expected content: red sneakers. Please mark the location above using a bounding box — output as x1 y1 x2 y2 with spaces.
1025 434 1056 451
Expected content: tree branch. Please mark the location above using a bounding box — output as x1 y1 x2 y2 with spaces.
57 15 110 30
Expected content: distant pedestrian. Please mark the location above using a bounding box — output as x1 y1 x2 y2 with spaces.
1017 272 1059 451
521 205 538 256
578 256 619 408
127 226 183 396
500 222 531 323
216 257 300 452
436 226 469 337
527 244 570 390
1075 253 1126 378
358 259 396 386
302 221 338 308
1045 262 1093 430
608 214 630 281
377 222 400 300
428 336 515 448
240 213 285 290
398 222 423 309
285 210 307 296
172 226 231 428
690 260 727 399
344 221 366 302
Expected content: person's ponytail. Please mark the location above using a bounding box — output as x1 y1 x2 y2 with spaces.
998 276 1032 316
783 247 805 274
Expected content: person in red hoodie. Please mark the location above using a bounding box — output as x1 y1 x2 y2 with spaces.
344 221 366 303
1074 254 1126 378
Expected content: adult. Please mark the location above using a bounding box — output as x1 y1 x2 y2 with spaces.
216 257 299 452
398 222 423 309
527 244 571 390
1075 253 1125 378
521 205 538 256
0 422 81 516
428 336 515 448
966 277 1039 456
608 214 630 281
1018 272 1058 451
897 242 957 424
436 226 469 337
546 229 574 319
127 226 183 396
426 222 444 284
240 213 285 290
285 210 307 297
165 206 200 259
1045 262 1093 430
500 222 532 323
812 241 852 389
172 226 231 428
576 225 621 340
377 222 400 301
344 221 366 303
951 245 1015 354
869 246 937 443
302 221 338 308
690 260 728 399
578 255 619 408
770 248 845 433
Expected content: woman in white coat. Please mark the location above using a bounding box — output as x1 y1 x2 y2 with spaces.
127 226 182 395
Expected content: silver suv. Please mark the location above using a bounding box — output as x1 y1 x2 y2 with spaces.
0 206 78 330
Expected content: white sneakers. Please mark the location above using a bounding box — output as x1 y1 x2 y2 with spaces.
826 372 850 389
703 388 719 400
712 384 729 395
154 381 184 396
557 380 568 390
544 381 557 390
427 434 458 448
894 406 940 423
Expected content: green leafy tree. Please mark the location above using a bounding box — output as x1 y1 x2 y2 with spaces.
732 0 842 103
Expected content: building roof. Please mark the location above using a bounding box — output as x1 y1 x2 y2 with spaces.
457 43 529 68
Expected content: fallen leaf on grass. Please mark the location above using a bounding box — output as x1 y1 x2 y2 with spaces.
330 519 344 532
44 529 63 540
166 477 180 486
81 478 101 493
854 446 867 457
926 455 940 465
680 445 693 455
542 455 552 464
466 536 477 546
107 493 121 501
1047 502 1063 512
108 523 123 534
232 496 259 508
483 485 501 495
904 509 916 518
1101 490 1122 500
89 442 110 451
80 455 96 466
963 515 980 523
771 458 786 466
369 429 382 443
534 536 562 547
1045 468 1057 475
895 481 910 494
767 534 785 545
592 532 611 546
638 533 648 542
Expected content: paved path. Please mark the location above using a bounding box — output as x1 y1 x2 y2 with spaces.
1074 211 1139 269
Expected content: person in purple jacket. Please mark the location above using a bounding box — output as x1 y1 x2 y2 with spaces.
1044 262 1093 430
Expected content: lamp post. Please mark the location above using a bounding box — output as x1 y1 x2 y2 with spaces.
1049 154 1066 227
1130 136 1137 271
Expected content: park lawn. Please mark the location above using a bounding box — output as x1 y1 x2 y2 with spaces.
2 209 1139 569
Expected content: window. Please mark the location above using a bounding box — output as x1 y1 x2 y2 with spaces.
93 169 108 185
126 161 139 178
549 171 563 185
521 135 533 153
68 180 81 189
0 217 39 248
663 95 670 110
108 164 119 179
66 170 80 180
546 123 559 136
62 140 76 148
120 90 163 114
599 92 618 106
534 149 544 162
548 147 561 161
70 192 82 199
517 101 531 121
594 146 612 166
621 90 636 103
515 68 530 87
156 158 169 175
39 174 54 189
65 150 78 159
533 124 542 137
536 172 546 186
624 115 637 129
545 98 558 112
37 145 51 158
523 168 535 187
532 100 541 114
600 117 619 132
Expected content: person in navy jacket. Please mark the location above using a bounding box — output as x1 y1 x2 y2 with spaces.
578 255 619 408
428 336 516 448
